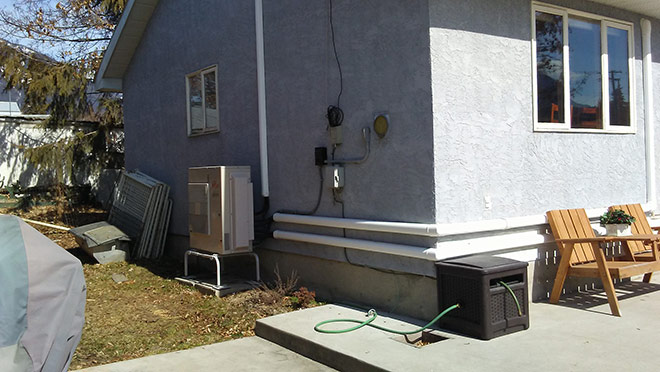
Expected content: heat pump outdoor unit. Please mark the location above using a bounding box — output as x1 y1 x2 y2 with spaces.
188 166 254 255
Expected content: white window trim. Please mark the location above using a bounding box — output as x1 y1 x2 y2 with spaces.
186 65 220 137
531 2 636 134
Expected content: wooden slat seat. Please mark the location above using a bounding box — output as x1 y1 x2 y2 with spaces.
568 260 660 278
547 208 660 316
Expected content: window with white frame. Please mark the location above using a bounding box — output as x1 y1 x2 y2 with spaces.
186 66 219 136
532 3 634 132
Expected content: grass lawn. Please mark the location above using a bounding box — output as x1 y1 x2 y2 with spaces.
1 202 317 370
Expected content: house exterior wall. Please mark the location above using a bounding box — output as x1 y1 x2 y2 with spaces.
262 0 435 223
260 0 437 276
123 0 435 242
122 0 261 236
430 0 653 224
119 0 660 319
122 0 438 318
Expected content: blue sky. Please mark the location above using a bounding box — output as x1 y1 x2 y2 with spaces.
0 0 32 45
0 0 15 9
0 0 59 56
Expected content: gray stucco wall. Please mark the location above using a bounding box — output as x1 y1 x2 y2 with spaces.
124 0 435 236
123 0 261 236
430 0 655 224
260 0 437 278
263 0 435 224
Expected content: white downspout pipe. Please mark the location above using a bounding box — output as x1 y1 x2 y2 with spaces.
255 0 269 197
642 19 656 214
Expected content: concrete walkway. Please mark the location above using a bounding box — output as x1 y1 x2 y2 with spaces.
75 337 334 372
77 278 660 372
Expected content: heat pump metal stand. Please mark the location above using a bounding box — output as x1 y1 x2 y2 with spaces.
184 250 260 289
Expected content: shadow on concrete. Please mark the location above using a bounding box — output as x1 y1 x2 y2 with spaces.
552 280 660 315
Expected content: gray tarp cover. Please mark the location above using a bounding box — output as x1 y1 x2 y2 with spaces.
0 215 86 372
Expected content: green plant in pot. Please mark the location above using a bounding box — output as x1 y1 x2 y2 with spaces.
600 209 636 236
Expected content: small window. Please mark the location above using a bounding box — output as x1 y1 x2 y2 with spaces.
186 66 219 136
532 3 635 133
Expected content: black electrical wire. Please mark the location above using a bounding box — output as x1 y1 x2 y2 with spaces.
276 166 324 216
326 0 344 129
328 0 343 108
325 0 400 277
334 168 413 277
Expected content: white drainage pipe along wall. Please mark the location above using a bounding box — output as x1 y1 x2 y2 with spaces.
273 230 437 260
642 18 656 214
273 206 656 261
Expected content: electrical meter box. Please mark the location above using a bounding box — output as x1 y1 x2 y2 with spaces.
435 255 529 340
188 166 254 255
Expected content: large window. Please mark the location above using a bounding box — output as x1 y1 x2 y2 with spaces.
532 3 634 133
186 66 219 136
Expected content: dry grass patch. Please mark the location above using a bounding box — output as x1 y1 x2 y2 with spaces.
1 203 319 370
73 260 315 369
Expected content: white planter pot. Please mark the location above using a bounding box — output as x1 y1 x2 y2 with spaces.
605 224 631 236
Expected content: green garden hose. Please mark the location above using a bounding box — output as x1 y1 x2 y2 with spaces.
498 281 522 316
314 304 460 335
314 281 523 335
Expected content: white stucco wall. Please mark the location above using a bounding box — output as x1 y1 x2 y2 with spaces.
430 0 652 224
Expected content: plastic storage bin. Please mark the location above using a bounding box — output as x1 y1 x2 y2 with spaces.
435 255 529 340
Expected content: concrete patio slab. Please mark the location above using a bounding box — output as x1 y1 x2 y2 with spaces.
256 278 660 371
75 337 335 372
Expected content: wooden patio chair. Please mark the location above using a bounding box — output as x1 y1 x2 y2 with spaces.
547 208 660 316
610 204 659 256
610 204 660 281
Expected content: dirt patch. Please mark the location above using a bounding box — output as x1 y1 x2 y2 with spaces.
1 204 319 370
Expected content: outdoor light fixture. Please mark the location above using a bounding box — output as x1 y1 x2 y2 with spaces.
373 114 389 139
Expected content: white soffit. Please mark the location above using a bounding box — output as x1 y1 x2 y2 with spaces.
589 0 660 20
95 0 160 92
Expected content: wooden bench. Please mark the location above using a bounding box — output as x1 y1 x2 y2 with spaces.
547 208 660 316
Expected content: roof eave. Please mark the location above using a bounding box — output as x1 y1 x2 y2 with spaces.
95 78 123 93
94 0 159 93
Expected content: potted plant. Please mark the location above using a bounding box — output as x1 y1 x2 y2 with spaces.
600 209 636 236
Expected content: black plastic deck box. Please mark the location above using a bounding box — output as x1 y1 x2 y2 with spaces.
435 255 529 340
